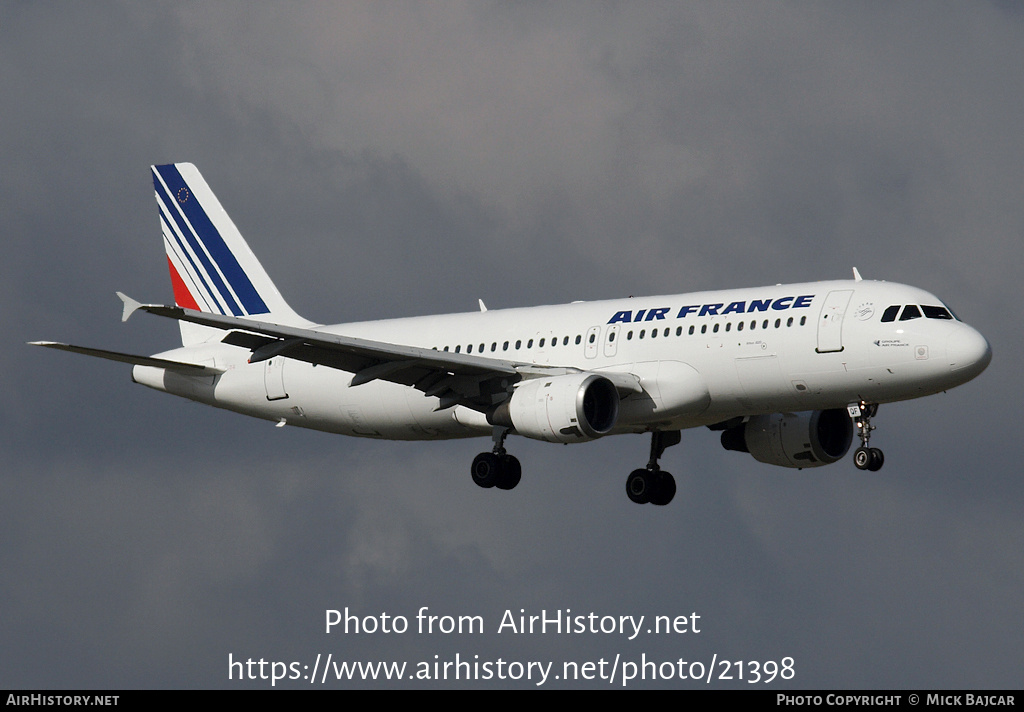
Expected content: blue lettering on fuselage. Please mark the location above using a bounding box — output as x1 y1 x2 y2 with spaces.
608 307 671 324
607 295 815 324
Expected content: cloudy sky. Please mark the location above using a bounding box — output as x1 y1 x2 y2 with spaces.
2 2 1021 689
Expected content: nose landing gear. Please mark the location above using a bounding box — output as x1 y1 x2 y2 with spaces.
849 401 884 471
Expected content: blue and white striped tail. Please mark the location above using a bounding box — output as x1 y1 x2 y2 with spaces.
151 163 309 343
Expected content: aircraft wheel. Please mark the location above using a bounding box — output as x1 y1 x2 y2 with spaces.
626 469 653 504
650 471 676 506
853 447 873 471
867 448 885 472
496 454 521 490
471 452 502 488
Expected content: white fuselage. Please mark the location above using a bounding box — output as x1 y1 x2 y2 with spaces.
133 279 991 441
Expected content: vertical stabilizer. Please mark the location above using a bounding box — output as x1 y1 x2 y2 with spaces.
151 163 311 345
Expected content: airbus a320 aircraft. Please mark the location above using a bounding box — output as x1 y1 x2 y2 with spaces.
33 164 992 505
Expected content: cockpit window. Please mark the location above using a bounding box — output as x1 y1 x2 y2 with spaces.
881 305 900 322
899 305 922 321
922 305 953 320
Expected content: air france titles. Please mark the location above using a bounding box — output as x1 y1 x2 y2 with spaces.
607 295 815 324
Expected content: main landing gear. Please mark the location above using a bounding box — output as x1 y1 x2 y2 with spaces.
850 401 885 472
626 430 681 506
471 427 522 491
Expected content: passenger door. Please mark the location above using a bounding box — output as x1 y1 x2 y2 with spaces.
816 290 853 353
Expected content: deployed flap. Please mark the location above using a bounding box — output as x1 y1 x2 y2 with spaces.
28 341 223 374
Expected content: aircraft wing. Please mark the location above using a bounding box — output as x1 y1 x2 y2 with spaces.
118 293 643 411
28 341 224 374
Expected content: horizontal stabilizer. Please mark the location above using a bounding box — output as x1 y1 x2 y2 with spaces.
28 341 223 374
116 291 145 322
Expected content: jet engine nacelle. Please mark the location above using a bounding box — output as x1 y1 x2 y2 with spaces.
720 408 852 468
490 373 619 443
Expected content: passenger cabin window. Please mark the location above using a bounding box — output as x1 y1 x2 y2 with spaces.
881 305 900 322
900 305 922 321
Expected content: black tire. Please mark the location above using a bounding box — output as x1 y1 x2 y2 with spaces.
496 455 522 490
650 471 676 506
471 452 501 488
626 469 652 504
867 448 885 472
853 446 872 470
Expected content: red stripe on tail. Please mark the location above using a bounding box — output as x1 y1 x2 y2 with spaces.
167 256 201 310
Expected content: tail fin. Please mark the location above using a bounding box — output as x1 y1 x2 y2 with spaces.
151 163 311 344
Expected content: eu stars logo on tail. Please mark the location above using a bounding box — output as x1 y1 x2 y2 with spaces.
31 163 992 507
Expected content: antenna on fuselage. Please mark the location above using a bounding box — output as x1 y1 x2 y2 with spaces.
852 267 863 282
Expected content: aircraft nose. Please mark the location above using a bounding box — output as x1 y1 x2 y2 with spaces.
946 325 992 378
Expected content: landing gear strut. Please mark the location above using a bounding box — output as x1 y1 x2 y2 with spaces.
849 401 884 472
471 427 522 490
626 430 681 506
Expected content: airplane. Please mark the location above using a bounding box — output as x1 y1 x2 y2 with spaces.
31 163 992 506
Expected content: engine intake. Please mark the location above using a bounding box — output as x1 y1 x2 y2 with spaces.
490 373 619 443
721 408 852 468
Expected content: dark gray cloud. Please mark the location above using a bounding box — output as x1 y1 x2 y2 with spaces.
2 2 1021 688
